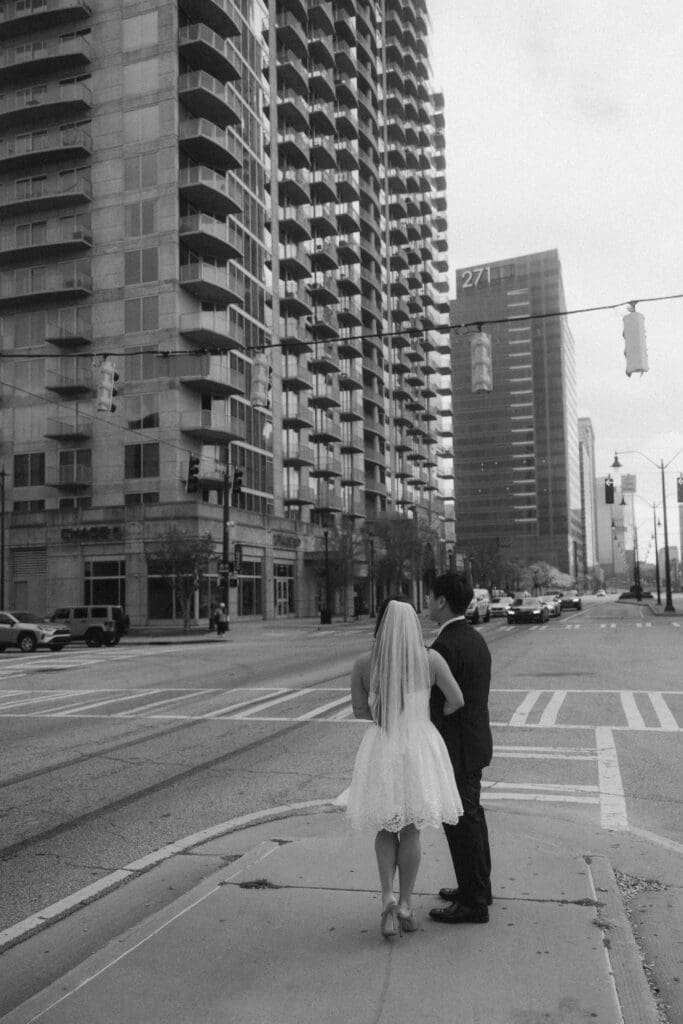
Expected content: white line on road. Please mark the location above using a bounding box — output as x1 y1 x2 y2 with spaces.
33 689 163 716
538 690 566 727
114 689 221 716
595 726 628 830
649 692 679 731
620 691 646 730
509 690 542 726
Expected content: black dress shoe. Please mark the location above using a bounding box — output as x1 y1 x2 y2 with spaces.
429 902 489 924
439 887 493 906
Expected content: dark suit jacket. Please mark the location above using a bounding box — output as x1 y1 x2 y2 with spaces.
430 620 493 776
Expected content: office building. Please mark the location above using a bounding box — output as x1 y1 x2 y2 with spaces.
0 0 451 623
578 417 598 580
449 249 581 579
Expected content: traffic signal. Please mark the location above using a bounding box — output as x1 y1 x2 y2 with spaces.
622 309 648 377
232 467 243 499
604 475 615 504
96 357 119 412
186 454 201 493
471 331 492 393
250 351 272 409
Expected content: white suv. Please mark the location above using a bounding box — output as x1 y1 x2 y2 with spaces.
466 588 491 624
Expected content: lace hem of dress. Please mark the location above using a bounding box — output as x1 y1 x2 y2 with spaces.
348 809 462 833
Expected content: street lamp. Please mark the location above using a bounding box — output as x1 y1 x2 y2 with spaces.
652 510 662 606
320 526 331 625
611 449 682 612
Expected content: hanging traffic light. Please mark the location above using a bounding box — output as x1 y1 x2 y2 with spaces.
96 357 119 412
604 475 615 504
250 351 272 409
186 454 201 493
622 309 648 377
471 331 492 393
232 467 243 499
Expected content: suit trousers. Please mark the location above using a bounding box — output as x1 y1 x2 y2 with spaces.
442 769 491 907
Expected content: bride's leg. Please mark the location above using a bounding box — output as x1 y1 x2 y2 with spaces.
397 824 421 913
375 829 398 907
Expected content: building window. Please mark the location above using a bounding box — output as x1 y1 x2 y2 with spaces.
124 247 158 284
122 11 158 50
124 105 159 143
12 499 45 513
124 153 157 191
238 559 263 616
126 393 159 429
124 199 156 237
59 496 92 511
124 491 159 506
14 452 45 487
84 559 126 606
124 442 159 479
123 59 159 96
124 295 159 333
125 348 164 381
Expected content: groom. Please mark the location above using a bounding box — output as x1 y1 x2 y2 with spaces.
426 573 493 923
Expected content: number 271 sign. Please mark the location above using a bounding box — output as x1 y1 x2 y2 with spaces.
460 266 492 288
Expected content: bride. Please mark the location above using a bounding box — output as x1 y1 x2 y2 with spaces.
346 595 464 937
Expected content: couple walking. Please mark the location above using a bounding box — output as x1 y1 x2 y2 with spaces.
347 573 492 938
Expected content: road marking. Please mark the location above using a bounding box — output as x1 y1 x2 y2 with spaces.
0 689 89 710
33 689 163 716
649 692 679 731
620 691 646 730
564 624 581 629
595 727 628 830
114 689 221 716
538 690 566 727
509 689 542 726
298 695 352 719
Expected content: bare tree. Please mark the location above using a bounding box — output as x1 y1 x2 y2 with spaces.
371 515 440 597
148 527 215 631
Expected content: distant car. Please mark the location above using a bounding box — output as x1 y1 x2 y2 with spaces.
489 596 513 618
0 611 72 653
506 598 550 624
560 590 582 611
595 589 607 597
466 588 491 624
539 593 562 617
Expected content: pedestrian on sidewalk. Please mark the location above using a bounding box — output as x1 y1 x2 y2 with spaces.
346 595 464 938
426 573 493 925
214 603 228 636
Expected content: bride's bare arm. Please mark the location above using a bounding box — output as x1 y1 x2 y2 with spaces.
351 655 373 719
428 649 464 714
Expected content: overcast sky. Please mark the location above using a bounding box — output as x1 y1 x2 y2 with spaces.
428 0 683 546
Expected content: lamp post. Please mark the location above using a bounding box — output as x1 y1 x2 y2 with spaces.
652 508 662 606
611 449 682 613
321 527 331 625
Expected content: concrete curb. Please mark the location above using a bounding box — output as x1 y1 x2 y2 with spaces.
587 855 662 1024
0 798 343 955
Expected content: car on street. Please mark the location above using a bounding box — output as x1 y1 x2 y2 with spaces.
0 611 72 653
506 597 550 624
47 604 128 647
489 595 513 617
595 589 607 597
539 593 562 617
466 588 491 624
559 589 582 611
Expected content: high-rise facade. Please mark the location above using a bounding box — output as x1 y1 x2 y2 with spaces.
0 0 451 623
578 417 598 580
449 249 581 579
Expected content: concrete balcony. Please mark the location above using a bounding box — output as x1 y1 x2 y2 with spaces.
282 354 312 391
310 454 342 479
44 414 92 441
278 166 311 205
178 24 240 83
0 172 91 218
0 33 91 83
48 464 93 490
340 422 364 454
45 360 95 396
0 126 90 171
180 408 244 443
179 119 242 172
178 352 245 399
46 314 91 348
179 214 241 260
178 165 241 217
339 391 363 420
278 127 310 166
180 309 244 351
282 395 314 429
178 0 240 38
283 485 315 507
0 0 90 39
338 363 363 390
0 80 91 128
280 280 313 317
179 261 243 306
0 268 91 308
179 71 241 129
0 223 91 266
277 204 311 244
282 442 315 467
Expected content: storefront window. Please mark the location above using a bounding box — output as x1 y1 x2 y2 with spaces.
238 559 262 616
84 559 126 606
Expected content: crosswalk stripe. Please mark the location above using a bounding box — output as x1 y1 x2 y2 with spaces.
650 692 678 731
509 690 542 726
620 692 645 729
33 689 163 716
538 691 566 727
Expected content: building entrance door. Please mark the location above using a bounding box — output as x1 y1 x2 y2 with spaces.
274 578 290 617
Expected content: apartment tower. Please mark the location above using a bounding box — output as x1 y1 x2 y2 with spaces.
0 0 451 622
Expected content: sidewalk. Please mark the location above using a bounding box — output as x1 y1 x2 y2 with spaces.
125 616 369 644
1 803 661 1024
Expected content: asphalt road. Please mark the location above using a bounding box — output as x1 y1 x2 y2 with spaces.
0 597 681 1018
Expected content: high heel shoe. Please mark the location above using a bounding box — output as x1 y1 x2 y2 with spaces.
380 899 398 939
397 909 418 934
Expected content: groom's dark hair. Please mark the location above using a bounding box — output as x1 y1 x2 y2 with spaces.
431 573 473 615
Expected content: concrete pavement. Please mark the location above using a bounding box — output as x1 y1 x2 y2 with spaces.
0 802 662 1024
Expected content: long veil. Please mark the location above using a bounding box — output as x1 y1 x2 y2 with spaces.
368 601 430 732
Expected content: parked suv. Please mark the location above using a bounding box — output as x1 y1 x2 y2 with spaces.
559 590 582 611
48 605 128 647
466 588 491 624
0 611 72 653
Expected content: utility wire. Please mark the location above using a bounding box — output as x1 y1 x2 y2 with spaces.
1 289 682 360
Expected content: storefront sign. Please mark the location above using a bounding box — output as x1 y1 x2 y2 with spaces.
61 525 124 542
273 532 300 549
